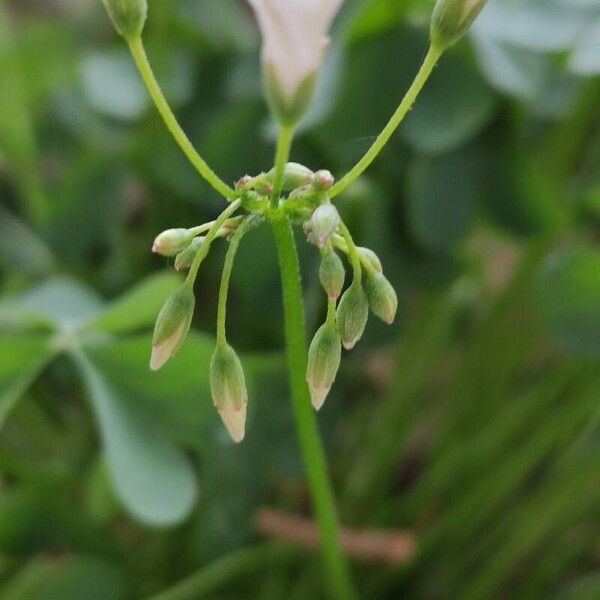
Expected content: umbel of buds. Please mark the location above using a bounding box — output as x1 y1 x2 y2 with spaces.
210 344 248 443
306 321 342 410
102 0 147 40
430 0 487 51
150 285 195 371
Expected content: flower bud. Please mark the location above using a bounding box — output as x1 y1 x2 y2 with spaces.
430 0 487 51
266 162 314 192
210 344 248 443
150 285 195 371
306 322 341 410
152 228 193 257
319 250 345 301
311 170 335 192
307 203 340 249
364 270 398 325
336 282 369 350
174 237 204 271
102 0 147 40
357 247 382 273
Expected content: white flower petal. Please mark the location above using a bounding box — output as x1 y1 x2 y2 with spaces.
218 400 247 443
248 0 344 101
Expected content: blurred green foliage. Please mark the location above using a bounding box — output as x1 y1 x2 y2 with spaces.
0 0 599 598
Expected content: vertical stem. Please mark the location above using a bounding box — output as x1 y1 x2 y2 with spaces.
271 215 356 600
270 124 294 208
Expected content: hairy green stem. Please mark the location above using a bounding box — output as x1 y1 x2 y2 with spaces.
127 36 235 200
271 215 356 600
269 124 294 208
147 543 293 600
185 200 241 287
330 45 442 198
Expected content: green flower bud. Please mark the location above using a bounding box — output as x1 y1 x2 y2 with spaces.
357 247 382 273
311 170 334 191
364 270 398 325
174 237 204 271
319 250 345 301
306 322 341 410
308 203 340 249
150 285 195 371
263 65 317 126
337 281 369 350
430 0 487 51
266 162 314 192
152 228 193 257
210 344 248 443
102 0 147 40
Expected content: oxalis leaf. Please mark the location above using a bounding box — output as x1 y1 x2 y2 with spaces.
0 335 53 429
73 351 198 527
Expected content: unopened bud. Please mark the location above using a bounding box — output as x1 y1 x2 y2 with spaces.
307 203 340 248
150 285 195 371
210 344 248 443
336 281 369 350
152 228 193 257
319 250 345 301
235 175 252 189
430 0 487 51
365 270 398 325
102 0 147 39
306 322 341 410
266 162 314 192
311 170 334 191
357 247 382 273
174 237 204 271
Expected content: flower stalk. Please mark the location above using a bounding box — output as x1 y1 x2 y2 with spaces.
329 45 442 198
127 36 235 200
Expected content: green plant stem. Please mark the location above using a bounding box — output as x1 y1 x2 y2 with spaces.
337 223 362 281
271 214 356 600
269 123 294 208
329 45 442 199
216 215 259 345
185 200 241 287
127 36 235 200
147 543 293 600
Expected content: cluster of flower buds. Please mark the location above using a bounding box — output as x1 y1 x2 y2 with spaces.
149 212 251 442
300 191 398 410
235 162 334 210
151 219 242 272
105 0 487 446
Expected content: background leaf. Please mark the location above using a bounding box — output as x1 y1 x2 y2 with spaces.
74 352 198 526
